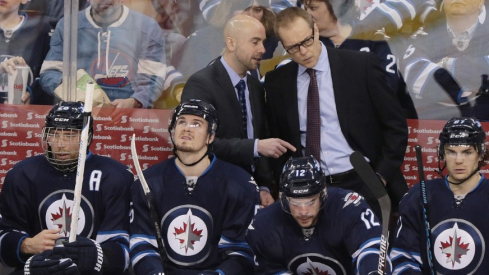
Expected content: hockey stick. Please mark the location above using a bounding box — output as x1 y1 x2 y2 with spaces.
414 145 435 274
69 82 94 242
350 151 390 275
130 134 168 269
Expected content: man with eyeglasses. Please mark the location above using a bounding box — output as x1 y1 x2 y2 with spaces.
391 117 489 274
246 156 384 274
182 14 296 208
129 99 260 275
264 7 408 219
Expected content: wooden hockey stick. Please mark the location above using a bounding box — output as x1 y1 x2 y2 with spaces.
131 134 168 269
415 145 435 274
69 82 94 242
350 151 390 275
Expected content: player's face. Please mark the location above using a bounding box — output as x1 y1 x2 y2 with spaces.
173 114 212 153
288 194 321 228
46 128 81 162
304 0 336 32
243 5 265 21
278 17 321 69
444 0 483 17
444 145 481 183
233 20 266 72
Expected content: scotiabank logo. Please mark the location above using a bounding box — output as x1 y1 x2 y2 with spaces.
1 140 6 147
1 121 7 128
1 158 6 166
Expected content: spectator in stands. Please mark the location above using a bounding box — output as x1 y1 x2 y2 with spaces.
399 0 489 120
303 0 417 118
0 0 52 104
40 0 183 108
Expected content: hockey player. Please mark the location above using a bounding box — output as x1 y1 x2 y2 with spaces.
246 156 384 274
0 101 133 274
391 117 489 274
129 99 260 274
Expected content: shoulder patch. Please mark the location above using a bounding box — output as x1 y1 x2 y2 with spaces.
342 192 363 208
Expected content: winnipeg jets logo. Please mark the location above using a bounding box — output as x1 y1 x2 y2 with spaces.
342 192 362 208
289 254 346 275
173 211 204 253
432 219 484 273
167 208 208 257
40 190 95 238
51 199 73 235
440 227 470 267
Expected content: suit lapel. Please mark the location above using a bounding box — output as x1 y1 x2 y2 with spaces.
214 60 247 137
327 48 349 135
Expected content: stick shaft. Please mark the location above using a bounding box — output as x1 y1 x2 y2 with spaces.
69 82 94 242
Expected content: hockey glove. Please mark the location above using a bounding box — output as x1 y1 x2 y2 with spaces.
25 250 79 275
197 271 221 275
52 236 103 274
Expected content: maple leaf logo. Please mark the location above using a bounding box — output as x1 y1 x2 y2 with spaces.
173 214 203 254
439 229 470 267
51 200 73 236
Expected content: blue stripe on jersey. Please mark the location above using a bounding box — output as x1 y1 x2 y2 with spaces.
392 262 422 275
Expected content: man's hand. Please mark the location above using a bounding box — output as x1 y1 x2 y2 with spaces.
52 236 103 274
25 250 80 275
0 56 26 74
111 98 142 108
257 138 296 158
260 190 274 208
21 229 61 255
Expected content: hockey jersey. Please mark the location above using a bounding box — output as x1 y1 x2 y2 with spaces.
0 153 133 273
391 176 489 274
246 188 384 275
40 5 183 108
129 155 260 275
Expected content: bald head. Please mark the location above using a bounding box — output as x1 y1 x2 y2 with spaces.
222 14 266 77
224 14 264 39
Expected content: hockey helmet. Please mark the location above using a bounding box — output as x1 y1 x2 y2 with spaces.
280 156 326 198
42 101 93 172
168 99 218 135
438 117 486 159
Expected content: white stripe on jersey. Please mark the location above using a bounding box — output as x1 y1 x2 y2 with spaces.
40 60 63 74
378 3 404 30
138 59 167 79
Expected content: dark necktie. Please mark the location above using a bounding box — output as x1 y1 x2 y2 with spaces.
235 80 247 134
306 68 321 161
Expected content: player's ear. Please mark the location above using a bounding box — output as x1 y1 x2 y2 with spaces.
207 134 215 145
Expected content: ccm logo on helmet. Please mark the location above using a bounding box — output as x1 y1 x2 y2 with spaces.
54 118 70 122
293 189 309 194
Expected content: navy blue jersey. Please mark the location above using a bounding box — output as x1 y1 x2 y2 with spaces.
391 176 489 274
129 155 260 275
0 152 133 272
246 188 383 275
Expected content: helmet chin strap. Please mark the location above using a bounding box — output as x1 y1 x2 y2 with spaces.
446 167 480 186
174 149 209 167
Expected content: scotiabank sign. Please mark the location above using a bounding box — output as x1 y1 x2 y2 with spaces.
0 105 488 189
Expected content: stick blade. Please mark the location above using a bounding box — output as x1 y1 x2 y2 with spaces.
350 151 388 200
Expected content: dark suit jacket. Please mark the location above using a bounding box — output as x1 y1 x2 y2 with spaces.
181 59 273 188
264 47 408 206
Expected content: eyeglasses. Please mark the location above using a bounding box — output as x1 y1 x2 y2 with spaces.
285 30 315 54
